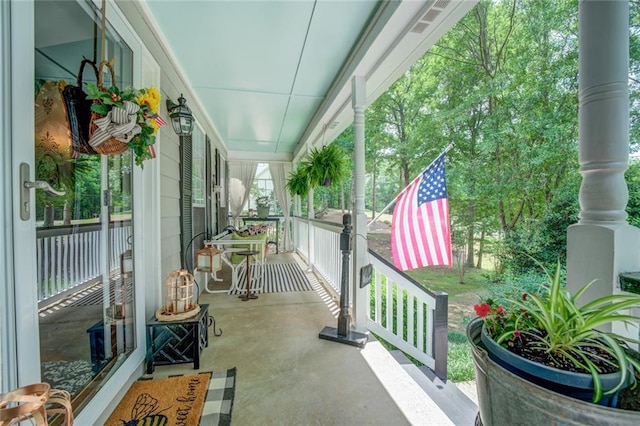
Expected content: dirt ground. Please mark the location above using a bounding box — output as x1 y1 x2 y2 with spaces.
321 209 477 334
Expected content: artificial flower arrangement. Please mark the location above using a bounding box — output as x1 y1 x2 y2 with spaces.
86 82 164 166
256 196 271 208
473 261 640 404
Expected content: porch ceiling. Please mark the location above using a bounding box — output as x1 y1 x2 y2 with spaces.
142 0 477 162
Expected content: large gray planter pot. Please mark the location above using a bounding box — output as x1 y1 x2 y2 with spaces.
467 318 640 425
479 323 627 406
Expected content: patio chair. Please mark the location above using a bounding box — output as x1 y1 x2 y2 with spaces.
208 230 267 294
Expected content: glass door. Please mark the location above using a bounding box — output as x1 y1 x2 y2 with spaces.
33 0 136 411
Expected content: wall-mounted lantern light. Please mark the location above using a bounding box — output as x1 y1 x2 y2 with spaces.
166 94 194 137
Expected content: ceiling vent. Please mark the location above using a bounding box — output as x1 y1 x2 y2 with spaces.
411 0 449 34
422 9 441 23
410 22 429 34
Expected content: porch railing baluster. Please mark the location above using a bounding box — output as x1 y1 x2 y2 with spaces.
44 238 51 297
36 237 41 300
62 234 69 293
56 236 62 293
81 232 87 282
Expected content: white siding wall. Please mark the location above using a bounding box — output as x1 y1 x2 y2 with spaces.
159 79 182 289
114 0 228 313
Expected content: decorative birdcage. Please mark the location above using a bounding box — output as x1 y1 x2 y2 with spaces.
156 269 200 321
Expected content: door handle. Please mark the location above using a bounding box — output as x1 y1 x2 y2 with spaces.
20 162 66 221
24 180 66 197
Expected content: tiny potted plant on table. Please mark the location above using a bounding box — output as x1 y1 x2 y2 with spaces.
468 261 640 425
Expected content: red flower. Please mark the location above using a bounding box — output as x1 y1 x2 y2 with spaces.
496 306 505 315
514 330 521 338
474 303 491 318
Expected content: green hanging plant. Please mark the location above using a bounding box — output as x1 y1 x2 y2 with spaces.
305 143 348 187
285 163 311 197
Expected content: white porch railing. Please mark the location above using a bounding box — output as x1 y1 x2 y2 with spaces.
293 217 309 260
36 222 132 302
311 219 347 294
367 250 448 378
292 215 448 379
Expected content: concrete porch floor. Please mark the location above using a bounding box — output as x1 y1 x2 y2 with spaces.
139 253 459 425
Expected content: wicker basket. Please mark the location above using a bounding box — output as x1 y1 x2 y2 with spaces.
89 60 129 155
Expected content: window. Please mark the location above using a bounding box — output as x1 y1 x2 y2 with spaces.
192 123 205 207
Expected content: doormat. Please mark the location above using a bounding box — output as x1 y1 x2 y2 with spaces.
41 359 93 398
104 368 236 426
200 368 236 426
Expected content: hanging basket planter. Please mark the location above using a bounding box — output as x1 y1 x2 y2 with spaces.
286 143 348 195
305 144 348 188
85 61 165 166
285 163 312 197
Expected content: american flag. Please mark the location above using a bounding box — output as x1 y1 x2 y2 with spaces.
152 114 167 126
391 153 452 271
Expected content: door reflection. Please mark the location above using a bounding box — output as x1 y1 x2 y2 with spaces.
35 0 136 413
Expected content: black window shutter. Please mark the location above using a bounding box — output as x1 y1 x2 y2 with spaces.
205 136 212 237
180 134 193 269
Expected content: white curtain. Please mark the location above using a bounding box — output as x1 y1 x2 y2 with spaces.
269 162 293 251
228 163 258 227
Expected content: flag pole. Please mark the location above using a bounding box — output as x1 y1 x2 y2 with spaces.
367 143 454 228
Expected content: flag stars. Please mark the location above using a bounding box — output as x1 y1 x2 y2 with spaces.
417 158 447 206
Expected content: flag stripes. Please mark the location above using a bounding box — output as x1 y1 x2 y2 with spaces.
391 153 452 271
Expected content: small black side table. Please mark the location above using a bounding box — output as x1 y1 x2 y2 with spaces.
145 304 209 374
237 250 259 301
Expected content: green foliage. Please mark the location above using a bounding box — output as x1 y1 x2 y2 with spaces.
486 269 549 303
285 164 311 197
627 161 640 227
448 331 476 382
287 143 349 206
305 144 349 187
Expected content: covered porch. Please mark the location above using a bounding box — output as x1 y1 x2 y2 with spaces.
2 0 639 424
134 251 476 426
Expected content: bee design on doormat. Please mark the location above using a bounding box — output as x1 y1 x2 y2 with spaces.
119 393 170 426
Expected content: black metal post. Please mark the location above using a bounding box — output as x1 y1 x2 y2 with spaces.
319 214 368 348
337 214 352 336
433 291 448 380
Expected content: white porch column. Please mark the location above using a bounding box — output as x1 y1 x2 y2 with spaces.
307 187 314 271
568 1 640 338
351 76 368 332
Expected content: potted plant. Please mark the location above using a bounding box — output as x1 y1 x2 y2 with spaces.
255 195 271 218
468 261 640 424
305 144 348 187
285 163 311 197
